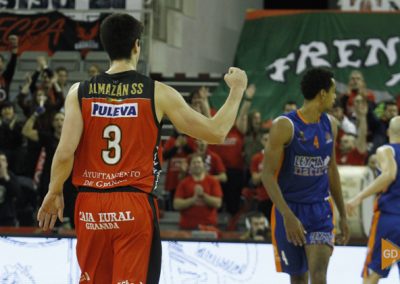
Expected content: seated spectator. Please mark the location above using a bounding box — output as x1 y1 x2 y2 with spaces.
250 131 273 223
22 112 64 199
88 63 101 78
240 211 269 241
336 96 368 165
18 78 64 177
283 100 298 113
0 35 18 104
162 130 195 210
0 151 21 226
173 154 223 230
208 85 256 216
369 100 398 153
22 111 76 227
244 110 264 181
55 66 70 97
195 139 227 183
0 101 24 173
340 70 375 118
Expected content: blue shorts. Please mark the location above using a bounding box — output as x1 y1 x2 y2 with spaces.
271 199 335 275
363 211 400 278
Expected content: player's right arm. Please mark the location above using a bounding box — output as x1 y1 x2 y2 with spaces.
155 67 247 144
346 146 397 216
261 117 306 246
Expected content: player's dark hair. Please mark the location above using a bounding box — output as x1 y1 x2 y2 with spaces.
100 13 144 61
300 68 334 100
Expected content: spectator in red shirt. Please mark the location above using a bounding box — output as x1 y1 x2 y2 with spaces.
336 95 368 165
162 131 195 210
208 84 257 215
195 139 227 183
173 154 223 230
250 131 273 223
340 70 375 118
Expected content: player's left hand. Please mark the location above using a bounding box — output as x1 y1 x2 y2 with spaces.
37 191 64 231
336 218 350 245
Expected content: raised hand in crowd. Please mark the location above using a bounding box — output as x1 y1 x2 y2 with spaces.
236 84 256 135
36 56 48 71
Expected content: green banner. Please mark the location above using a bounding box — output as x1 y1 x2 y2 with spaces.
211 11 400 120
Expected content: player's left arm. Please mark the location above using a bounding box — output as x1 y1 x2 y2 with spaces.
48 83 83 194
328 115 350 244
347 146 397 216
37 83 83 230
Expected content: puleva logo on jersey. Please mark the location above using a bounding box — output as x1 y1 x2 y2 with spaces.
91 102 138 118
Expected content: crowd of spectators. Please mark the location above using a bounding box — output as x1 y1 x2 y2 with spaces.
0 34 398 237
0 36 101 229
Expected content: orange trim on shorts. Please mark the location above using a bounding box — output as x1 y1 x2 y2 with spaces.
271 204 282 272
363 211 381 277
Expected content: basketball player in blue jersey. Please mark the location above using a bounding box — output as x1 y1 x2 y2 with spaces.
262 68 350 284
347 116 400 284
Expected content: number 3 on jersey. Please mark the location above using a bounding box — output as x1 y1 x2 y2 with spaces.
102 125 122 165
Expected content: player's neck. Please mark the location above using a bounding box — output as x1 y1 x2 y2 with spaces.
298 102 322 123
107 59 137 74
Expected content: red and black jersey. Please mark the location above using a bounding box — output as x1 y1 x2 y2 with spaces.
72 70 161 194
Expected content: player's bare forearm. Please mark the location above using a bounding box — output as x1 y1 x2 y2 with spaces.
328 164 347 218
357 173 394 201
211 87 245 140
48 150 74 194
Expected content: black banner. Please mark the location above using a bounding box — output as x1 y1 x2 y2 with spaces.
0 11 105 56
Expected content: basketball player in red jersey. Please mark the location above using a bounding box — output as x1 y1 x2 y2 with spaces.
37 13 247 284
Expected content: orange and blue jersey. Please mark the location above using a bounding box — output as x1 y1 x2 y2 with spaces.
277 110 333 203
377 144 400 215
362 143 400 279
271 110 335 276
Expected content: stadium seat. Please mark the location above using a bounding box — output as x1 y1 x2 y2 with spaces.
50 51 81 72
84 51 109 73
18 51 49 72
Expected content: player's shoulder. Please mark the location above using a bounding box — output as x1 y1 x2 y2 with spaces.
270 115 294 142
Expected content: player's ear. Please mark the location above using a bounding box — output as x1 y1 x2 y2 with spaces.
132 39 140 55
320 89 327 100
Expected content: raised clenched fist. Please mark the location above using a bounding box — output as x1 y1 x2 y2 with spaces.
224 67 247 90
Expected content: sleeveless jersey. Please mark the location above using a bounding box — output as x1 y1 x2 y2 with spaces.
277 111 333 203
72 70 161 193
377 144 400 215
